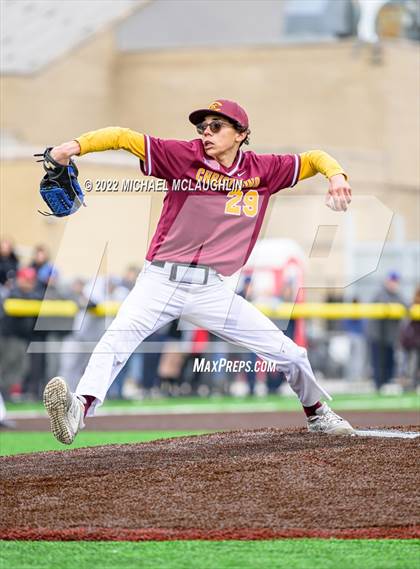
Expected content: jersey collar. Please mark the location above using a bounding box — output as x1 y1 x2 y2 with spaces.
200 141 243 177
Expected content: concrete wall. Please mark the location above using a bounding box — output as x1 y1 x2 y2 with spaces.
0 30 117 145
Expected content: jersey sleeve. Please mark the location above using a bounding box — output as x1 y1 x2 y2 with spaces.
260 154 301 195
298 150 348 181
76 127 146 159
140 136 197 181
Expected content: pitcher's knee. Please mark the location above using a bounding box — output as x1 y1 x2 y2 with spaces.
95 329 132 357
279 337 308 366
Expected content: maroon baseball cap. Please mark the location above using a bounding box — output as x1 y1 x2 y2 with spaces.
189 99 249 128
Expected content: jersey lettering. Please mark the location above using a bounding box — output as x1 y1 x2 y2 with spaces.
225 190 259 218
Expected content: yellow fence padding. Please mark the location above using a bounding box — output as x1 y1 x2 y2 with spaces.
3 299 420 320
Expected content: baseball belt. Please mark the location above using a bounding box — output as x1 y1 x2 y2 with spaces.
150 260 212 285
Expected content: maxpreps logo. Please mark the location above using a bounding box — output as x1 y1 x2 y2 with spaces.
208 101 223 112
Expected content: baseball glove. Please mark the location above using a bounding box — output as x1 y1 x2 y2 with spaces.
35 147 85 217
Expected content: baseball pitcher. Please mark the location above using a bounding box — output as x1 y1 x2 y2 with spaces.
41 99 353 444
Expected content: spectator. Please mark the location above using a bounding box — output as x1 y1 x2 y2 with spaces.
38 266 72 383
112 265 141 300
0 238 19 288
265 281 297 394
0 267 42 400
399 286 420 391
0 392 15 429
58 276 109 391
342 297 367 382
367 271 406 391
38 265 61 296
157 320 185 396
279 281 297 341
108 266 142 399
58 278 90 391
30 245 54 291
238 276 258 395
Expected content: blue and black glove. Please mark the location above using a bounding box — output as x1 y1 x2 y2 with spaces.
35 147 85 217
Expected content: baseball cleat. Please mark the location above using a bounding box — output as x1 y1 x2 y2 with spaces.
43 377 85 445
307 403 354 435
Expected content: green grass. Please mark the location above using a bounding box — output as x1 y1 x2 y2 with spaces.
6 392 420 414
0 431 206 457
1 540 419 569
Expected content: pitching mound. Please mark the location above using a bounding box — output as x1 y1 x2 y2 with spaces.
1 428 419 540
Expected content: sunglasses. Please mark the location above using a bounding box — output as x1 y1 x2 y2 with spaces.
196 119 233 135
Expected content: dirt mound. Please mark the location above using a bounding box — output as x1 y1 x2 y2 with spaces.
1 428 419 540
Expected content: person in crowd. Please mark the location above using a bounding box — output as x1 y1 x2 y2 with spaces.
0 267 43 400
112 265 141 300
342 297 367 382
38 265 62 296
108 266 142 399
265 281 298 394
37 266 72 382
0 392 15 429
157 320 186 396
58 278 90 391
279 281 297 341
237 275 258 395
366 271 406 391
30 245 54 292
0 238 19 288
58 276 110 391
399 286 420 391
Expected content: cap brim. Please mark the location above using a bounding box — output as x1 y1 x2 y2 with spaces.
189 109 236 126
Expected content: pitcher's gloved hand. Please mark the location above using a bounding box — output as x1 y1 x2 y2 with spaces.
35 147 85 217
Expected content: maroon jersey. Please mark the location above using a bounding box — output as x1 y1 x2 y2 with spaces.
140 136 300 276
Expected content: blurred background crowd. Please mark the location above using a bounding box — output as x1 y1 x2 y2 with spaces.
1 236 418 405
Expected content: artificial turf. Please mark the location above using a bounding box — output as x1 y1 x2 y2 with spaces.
5 392 420 414
0 431 206 456
1 402 418 569
2 539 419 569
2 433 418 569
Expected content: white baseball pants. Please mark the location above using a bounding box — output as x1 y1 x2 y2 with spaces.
76 262 331 414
